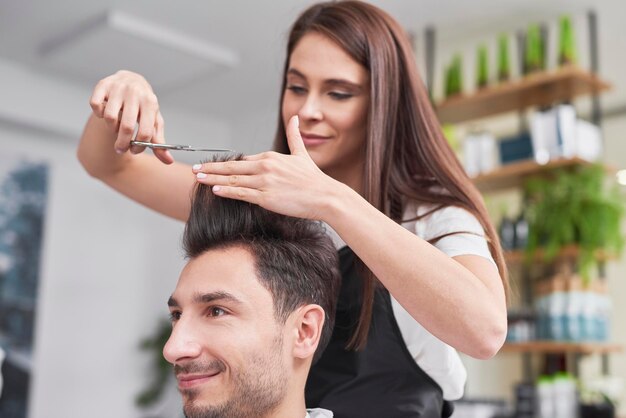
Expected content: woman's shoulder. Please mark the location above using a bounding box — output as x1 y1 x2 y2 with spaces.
403 201 485 237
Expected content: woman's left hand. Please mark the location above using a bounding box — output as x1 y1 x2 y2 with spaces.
193 115 341 221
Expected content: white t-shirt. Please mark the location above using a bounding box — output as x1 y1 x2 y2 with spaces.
324 202 494 401
305 407 334 417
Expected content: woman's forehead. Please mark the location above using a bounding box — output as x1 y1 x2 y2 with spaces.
288 32 368 84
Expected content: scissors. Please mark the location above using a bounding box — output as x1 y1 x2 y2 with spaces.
130 140 234 153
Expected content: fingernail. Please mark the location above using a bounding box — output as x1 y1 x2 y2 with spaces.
196 172 207 179
212 185 221 192
192 164 202 171
115 148 124 155
294 115 299 128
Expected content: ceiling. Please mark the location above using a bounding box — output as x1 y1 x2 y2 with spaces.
1 0 624 125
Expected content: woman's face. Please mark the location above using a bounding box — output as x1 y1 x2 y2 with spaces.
282 32 370 179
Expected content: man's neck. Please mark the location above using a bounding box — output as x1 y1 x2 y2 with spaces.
259 374 307 418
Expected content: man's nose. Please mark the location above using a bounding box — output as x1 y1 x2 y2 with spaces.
163 322 202 364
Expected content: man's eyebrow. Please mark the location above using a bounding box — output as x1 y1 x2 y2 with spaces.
287 68 363 91
193 291 243 305
167 292 243 308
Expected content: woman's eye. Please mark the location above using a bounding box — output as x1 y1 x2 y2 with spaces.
169 311 181 322
208 307 226 317
329 91 353 100
286 85 306 94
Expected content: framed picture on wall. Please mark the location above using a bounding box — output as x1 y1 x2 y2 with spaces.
0 155 49 418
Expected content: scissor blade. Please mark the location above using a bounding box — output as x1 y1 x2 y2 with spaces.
131 141 234 152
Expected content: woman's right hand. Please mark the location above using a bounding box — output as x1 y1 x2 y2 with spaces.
88 70 173 164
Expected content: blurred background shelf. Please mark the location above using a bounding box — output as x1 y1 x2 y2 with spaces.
504 245 618 264
436 66 611 124
470 157 602 192
501 341 623 355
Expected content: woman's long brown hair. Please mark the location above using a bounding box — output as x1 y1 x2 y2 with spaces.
273 1 509 350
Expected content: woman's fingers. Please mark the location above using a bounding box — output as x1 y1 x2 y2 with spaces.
195 172 264 189
243 151 279 162
129 96 158 155
152 112 174 164
211 185 261 205
115 97 139 153
89 80 108 118
285 115 308 156
102 91 123 132
135 97 158 143
192 159 266 175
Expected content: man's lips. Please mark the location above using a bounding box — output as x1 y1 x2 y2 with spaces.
176 371 221 389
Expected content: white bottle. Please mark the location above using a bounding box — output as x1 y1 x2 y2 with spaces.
565 275 583 341
553 372 578 418
536 376 555 418
581 282 596 341
548 275 567 341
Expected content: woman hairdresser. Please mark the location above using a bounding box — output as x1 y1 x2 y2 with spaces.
77 2 508 417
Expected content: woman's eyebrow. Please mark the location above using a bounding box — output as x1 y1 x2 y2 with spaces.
287 68 363 91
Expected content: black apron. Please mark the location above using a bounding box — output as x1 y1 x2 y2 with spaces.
306 247 455 418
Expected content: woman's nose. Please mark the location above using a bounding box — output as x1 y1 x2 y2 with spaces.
298 93 323 121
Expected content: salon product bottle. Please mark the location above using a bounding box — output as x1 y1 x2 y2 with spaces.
565 274 583 341
534 281 549 340
553 372 578 418
499 216 516 250
536 375 555 418
580 281 596 341
514 213 529 249
547 274 566 340
595 280 611 342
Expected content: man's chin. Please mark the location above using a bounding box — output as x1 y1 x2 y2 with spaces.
183 398 229 418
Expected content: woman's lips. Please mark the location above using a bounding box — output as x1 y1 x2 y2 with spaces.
177 372 221 389
301 133 331 146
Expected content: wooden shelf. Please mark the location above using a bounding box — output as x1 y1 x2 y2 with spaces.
471 157 595 192
436 66 611 124
501 341 623 355
504 245 618 264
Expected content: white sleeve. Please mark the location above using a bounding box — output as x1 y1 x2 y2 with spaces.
415 204 495 264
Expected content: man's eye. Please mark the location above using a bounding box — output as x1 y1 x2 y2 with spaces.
286 85 306 94
169 311 181 322
208 307 226 317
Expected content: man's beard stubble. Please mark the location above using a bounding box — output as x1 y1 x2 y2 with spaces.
180 338 289 418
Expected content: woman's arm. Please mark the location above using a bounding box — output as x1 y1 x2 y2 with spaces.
77 71 195 221
324 184 507 359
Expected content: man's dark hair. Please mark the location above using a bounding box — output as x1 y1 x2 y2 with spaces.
183 155 341 362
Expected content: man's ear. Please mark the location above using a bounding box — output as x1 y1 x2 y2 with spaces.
292 304 325 360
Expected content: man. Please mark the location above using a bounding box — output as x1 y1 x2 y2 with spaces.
163 166 341 418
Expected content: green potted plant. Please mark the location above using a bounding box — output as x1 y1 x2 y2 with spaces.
136 319 172 407
497 34 511 82
525 24 544 74
558 15 576 66
523 164 625 280
444 54 463 98
476 44 489 89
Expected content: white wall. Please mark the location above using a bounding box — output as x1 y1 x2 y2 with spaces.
0 57 230 418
